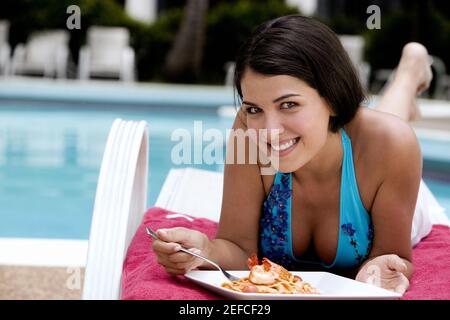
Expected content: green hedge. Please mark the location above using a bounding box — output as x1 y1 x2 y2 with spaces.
202 0 299 84
138 0 299 83
132 8 183 82
2 0 449 85
1 0 299 83
363 9 450 71
362 8 450 94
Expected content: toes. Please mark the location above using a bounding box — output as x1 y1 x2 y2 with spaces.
398 42 433 95
402 42 429 60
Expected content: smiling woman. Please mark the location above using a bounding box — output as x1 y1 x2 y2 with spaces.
151 15 447 295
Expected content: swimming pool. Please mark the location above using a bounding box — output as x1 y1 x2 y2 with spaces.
0 79 449 240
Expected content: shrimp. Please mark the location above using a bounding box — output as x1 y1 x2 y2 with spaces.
222 254 318 294
247 253 302 283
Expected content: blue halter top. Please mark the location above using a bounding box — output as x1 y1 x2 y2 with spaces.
259 129 374 270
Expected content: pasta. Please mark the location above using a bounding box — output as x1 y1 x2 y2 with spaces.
222 254 319 294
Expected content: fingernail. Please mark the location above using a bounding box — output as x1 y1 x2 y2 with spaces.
157 230 166 237
173 244 181 252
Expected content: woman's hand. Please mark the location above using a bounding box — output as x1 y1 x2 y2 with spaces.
355 254 410 294
151 227 210 275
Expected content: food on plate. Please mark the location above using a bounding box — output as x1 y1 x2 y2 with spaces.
221 254 319 294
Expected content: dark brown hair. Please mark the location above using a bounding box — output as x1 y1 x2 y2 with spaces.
234 15 366 132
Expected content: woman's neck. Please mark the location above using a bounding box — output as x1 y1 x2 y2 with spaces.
293 130 343 184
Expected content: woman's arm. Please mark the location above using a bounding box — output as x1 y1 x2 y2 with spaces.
153 109 267 274
200 108 267 270
356 118 422 292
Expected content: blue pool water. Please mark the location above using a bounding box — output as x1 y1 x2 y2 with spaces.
0 97 449 239
0 102 233 239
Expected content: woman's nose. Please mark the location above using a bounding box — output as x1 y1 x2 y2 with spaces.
263 115 284 140
264 113 284 130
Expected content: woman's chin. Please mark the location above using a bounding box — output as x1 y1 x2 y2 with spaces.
275 163 302 173
260 145 309 173
271 156 305 173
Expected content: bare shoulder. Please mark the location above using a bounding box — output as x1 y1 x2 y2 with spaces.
347 107 421 167
345 107 422 210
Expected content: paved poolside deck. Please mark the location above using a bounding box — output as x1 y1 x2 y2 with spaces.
0 266 84 300
0 239 87 300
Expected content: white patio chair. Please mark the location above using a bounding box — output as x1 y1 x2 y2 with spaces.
428 56 450 100
154 167 223 221
11 30 69 78
0 20 11 76
339 35 371 89
224 61 235 87
78 26 136 82
82 119 149 300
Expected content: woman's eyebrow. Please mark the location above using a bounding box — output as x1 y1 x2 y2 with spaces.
242 100 257 107
242 93 302 106
272 93 302 103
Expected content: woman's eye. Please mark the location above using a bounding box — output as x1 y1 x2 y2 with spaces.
280 102 297 109
246 106 261 114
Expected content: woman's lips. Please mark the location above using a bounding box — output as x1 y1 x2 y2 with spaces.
267 137 300 157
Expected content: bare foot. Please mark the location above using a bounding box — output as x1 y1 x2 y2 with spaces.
395 43 433 121
395 42 433 95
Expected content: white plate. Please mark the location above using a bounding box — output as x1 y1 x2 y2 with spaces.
185 270 402 300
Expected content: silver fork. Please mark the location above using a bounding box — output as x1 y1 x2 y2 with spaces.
146 226 239 282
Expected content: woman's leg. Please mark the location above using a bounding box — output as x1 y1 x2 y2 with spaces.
376 44 443 245
374 42 433 122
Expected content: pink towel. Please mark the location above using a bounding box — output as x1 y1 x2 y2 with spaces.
121 207 450 300
402 224 450 300
121 207 221 300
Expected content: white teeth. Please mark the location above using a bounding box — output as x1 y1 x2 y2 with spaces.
271 138 298 151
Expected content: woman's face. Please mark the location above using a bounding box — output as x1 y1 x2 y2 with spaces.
240 68 335 173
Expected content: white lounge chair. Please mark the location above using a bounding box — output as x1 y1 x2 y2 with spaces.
224 61 235 87
339 35 371 90
82 119 149 300
428 56 450 100
82 118 450 300
155 167 223 221
11 30 69 78
0 20 11 76
78 26 136 82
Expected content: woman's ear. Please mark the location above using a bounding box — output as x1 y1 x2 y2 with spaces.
323 98 336 116
329 108 337 117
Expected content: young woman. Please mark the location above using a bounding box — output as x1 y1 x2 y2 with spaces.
152 15 436 294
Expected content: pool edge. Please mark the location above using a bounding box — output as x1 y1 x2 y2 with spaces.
0 238 87 267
